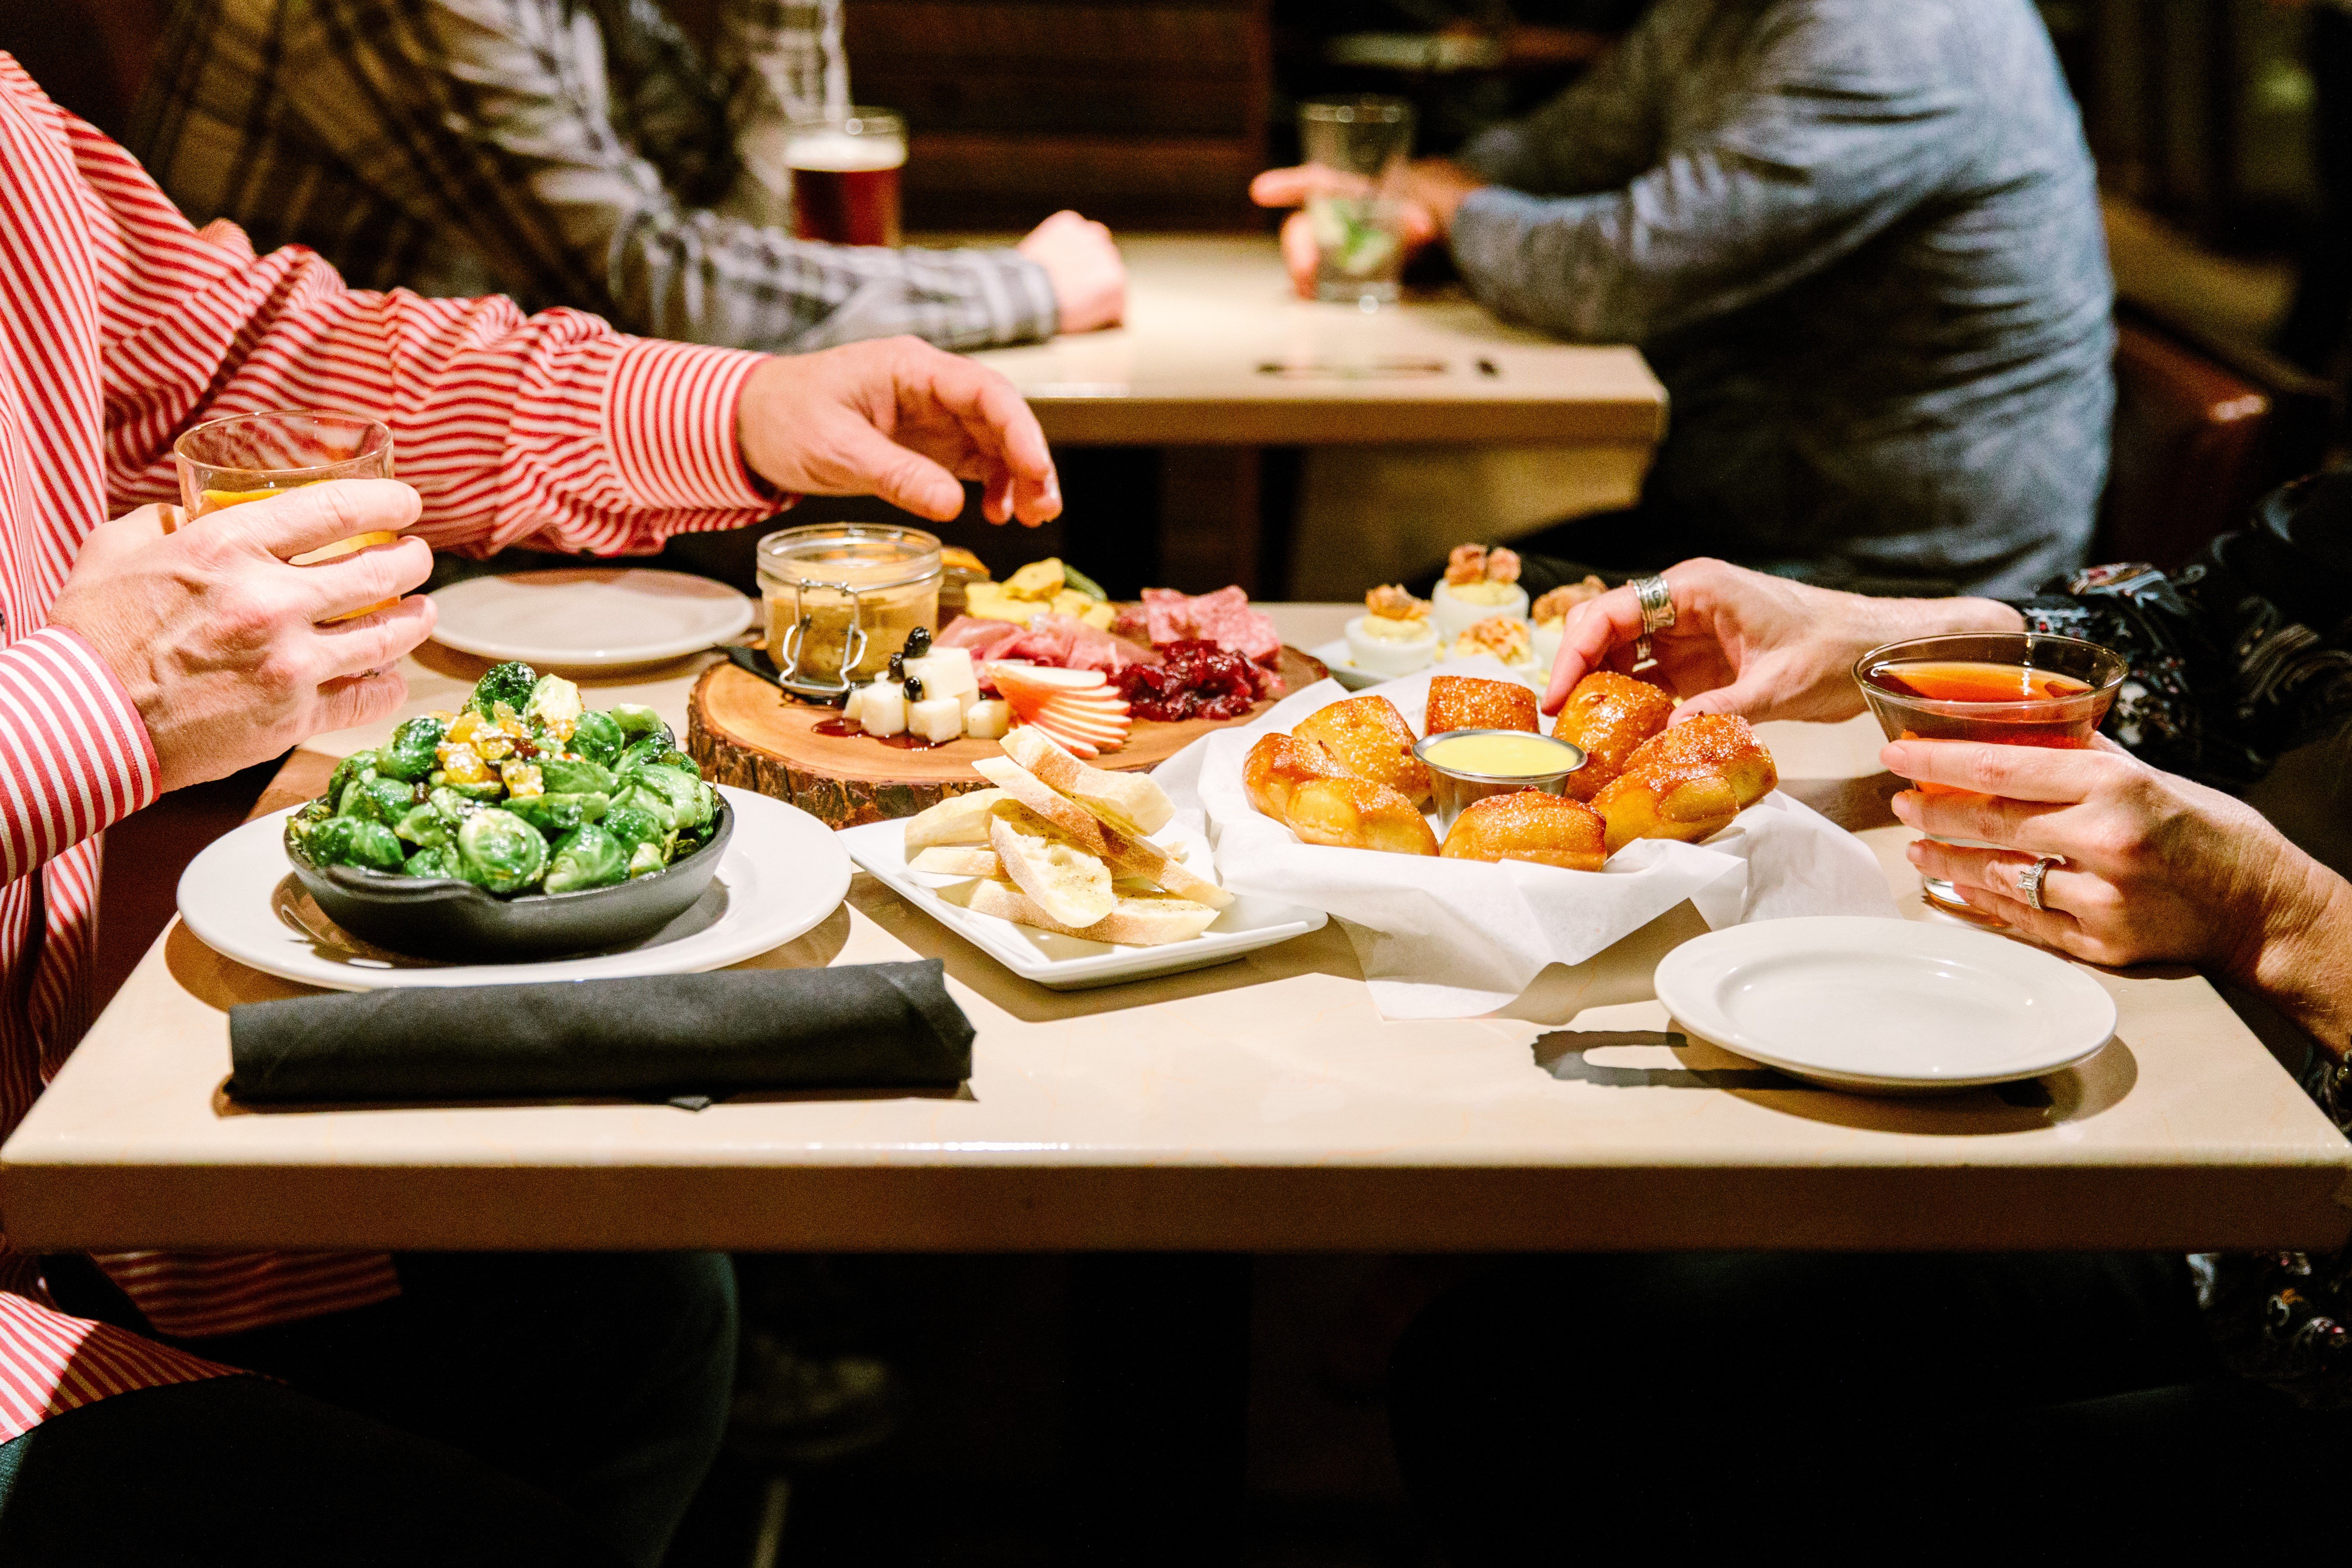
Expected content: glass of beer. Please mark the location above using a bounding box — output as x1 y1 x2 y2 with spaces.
1299 96 1416 307
1854 632 2127 914
174 410 403 620
786 108 906 248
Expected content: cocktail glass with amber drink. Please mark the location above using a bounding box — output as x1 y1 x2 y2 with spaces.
1854 631 2127 915
173 411 401 621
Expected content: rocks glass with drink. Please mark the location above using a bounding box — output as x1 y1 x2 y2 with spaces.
173 410 403 620
1299 96 1416 308
786 108 906 248
1855 631 2127 915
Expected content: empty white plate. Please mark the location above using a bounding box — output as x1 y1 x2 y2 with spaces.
430 568 754 668
839 817 1327 990
177 787 848 991
1652 915 2117 1093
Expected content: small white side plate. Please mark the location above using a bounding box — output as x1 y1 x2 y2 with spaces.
177 787 849 991
839 818 1327 990
1652 916 2116 1093
1308 638 1544 695
429 568 754 668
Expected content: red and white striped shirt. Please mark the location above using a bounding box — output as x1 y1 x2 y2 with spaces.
0 54 775 1442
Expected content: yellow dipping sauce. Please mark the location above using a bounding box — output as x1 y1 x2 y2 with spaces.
1423 732 1580 778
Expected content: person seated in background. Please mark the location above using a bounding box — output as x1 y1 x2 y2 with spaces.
1388 475 2352 1561
1254 0 2115 597
131 0 1126 353
0 53 1055 1565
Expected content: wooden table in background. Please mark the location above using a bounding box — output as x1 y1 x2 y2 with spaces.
958 236 1668 595
7 605 2347 1258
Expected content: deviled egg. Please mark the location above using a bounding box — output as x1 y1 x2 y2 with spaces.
1344 584 1439 676
1430 543 1528 639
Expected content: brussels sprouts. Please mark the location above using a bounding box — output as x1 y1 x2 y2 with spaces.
570 709 627 769
626 840 667 879
324 752 377 805
616 736 694 778
394 801 456 849
609 782 676 834
340 773 417 826
468 661 539 718
630 764 712 831
378 715 446 782
601 801 666 852
523 674 583 728
608 703 666 741
543 823 629 894
403 846 462 880
455 808 549 894
509 791 609 839
437 779 506 802
307 815 406 872
538 756 617 797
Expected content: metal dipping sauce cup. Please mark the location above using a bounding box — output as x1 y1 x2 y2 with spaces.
1412 728 1587 833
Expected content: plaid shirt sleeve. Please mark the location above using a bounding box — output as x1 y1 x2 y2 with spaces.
134 0 1057 354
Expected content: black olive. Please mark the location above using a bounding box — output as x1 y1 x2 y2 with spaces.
903 675 924 703
904 626 933 658
887 651 906 680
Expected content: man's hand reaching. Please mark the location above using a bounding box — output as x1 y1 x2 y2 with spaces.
736 337 1062 526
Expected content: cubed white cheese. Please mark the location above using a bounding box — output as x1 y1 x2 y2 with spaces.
963 698 1012 740
904 648 978 704
910 695 964 743
842 684 866 724
861 684 907 738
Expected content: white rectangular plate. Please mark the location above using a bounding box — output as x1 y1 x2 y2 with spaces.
839 817 1328 990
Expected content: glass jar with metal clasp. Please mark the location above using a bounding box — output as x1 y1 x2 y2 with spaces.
754 523 943 701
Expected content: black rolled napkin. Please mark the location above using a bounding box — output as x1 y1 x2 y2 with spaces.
228 961 973 1104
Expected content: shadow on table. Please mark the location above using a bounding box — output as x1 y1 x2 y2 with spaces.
1781 770 1907 832
843 878 1366 1025
1530 1022 2139 1136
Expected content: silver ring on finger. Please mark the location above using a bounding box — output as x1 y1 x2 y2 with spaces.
1631 573 1676 636
2020 853 2067 913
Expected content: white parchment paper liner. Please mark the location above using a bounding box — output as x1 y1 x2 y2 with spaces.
1154 659 1897 1018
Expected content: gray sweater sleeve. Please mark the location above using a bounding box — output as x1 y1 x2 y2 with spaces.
1447 0 1978 344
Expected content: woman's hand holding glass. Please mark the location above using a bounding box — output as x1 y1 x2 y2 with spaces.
1888 736 2352 1053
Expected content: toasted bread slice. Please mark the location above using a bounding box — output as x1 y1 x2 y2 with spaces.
908 845 1001 878
903 787 1009 851
1001 728 1173 833
973 749 1231 907
964 879 1220 947
987 808 1116 926
970 756 1109 855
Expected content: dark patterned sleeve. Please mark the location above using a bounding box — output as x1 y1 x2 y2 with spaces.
2008 479 2352 786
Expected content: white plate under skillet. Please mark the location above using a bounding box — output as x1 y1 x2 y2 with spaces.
428 568 754 668
176 786 849 991
839 818 1328 990
1308 639 1546 695
1652 915 2118 1093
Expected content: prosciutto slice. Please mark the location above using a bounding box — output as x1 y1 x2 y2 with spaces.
936 614 1157 680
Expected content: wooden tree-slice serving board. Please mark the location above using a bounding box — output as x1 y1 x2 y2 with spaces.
689 645 1326 829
